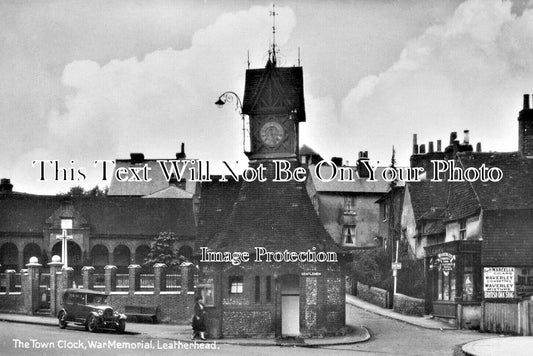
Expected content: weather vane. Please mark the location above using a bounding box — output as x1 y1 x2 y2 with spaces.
269 3 278 66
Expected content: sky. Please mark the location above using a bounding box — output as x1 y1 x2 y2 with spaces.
2 0 533 194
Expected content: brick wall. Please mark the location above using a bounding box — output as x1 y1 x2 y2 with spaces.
0 294 24 313
107 293 196 324
357 282 390 308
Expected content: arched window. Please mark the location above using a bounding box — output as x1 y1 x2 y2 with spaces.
23 243 42 266
91 245 109 274
113 245 131 274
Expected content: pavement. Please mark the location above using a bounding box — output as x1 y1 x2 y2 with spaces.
346 294 533 356
0 305 370 347
2 294 531 353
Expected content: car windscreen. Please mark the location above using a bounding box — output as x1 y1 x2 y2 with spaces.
86 294 107 305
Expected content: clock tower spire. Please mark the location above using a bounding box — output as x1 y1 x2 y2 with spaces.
241 39 305 160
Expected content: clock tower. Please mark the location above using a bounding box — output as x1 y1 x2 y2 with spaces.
242 58 306 161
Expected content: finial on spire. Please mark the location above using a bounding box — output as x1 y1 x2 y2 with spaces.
269 3 278 67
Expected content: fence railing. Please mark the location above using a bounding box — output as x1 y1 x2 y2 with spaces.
166 274 181 290
14 273 21 292
116 274 129 289
140 274 154 289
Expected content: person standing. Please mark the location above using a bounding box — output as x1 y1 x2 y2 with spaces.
192 296 207 340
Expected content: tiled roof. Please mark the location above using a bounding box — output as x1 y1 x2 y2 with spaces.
446 152 533 220
0 194 196 237
406 181 449 221
206 161 343 254
107 159 198 197
242 66 306 122
482 209 533 266
309 165 390 194
196 177 242 249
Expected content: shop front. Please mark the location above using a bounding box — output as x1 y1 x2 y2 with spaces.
425 240 481 324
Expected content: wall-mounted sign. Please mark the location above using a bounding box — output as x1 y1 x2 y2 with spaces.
484 267 515 299
431 252 456 276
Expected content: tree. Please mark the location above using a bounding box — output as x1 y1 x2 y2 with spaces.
145 232 181 269
57 185 108 197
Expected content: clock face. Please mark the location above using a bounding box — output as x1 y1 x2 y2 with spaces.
260 121 285 147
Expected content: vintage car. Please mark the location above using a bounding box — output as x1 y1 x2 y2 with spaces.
57 289 126 333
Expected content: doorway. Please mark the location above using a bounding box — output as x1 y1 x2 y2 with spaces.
281 274 300 336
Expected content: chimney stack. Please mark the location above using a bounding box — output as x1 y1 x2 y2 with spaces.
0 178 13 193
450 132 457 144
130 153 145 164
518 94 533 157
357 152 370 178
331 157 343 167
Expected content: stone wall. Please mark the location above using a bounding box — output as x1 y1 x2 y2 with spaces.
393 293 425 316
356 282 389 308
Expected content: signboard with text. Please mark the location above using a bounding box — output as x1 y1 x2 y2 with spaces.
483 267 515 299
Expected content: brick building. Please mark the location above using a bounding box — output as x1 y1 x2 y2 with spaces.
197 54 348 338
0 183 196 280
395 94 533 327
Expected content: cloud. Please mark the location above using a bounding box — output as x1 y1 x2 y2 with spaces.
338 0 533 166
16 6 295 193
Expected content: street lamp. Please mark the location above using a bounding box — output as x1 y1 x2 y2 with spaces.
215 91 249 153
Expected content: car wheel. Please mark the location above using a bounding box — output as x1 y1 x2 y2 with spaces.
87 315 99 333
116 320 126 334
58 311 67 329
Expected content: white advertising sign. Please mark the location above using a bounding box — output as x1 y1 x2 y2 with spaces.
483 267 515 299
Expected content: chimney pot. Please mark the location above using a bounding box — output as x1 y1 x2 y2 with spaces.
476 142 482 152
176 142 186 159
463 130 470 144
524 94 530 110
437 140 442 152
413 134 418 154
420 144 426 154
428 141 434 153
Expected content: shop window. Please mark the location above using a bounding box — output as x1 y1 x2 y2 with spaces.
266 276 272 303
342 225 356 246
255 276 261 303
229 276 243 294
436 269 456 301
459 220 466 240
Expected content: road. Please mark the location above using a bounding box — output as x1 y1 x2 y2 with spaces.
0 304 494 356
